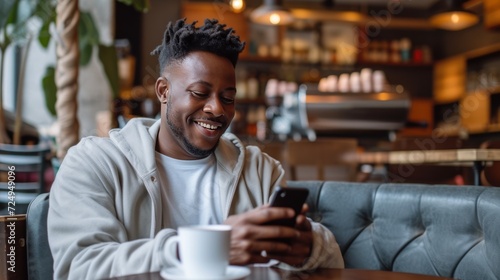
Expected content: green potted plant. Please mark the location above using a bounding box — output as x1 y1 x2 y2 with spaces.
0 0 149 146
0 0 48 144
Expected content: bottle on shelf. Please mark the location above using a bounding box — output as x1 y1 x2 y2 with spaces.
246 74 259 100
400 38 412 63
235 70 248 100
246 107 257 136
256 106 267 141
390 39 401 64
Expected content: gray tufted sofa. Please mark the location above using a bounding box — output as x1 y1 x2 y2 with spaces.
287 181 500 280
27 182 500 280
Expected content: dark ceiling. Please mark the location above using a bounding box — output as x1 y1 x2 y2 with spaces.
241 0 481 19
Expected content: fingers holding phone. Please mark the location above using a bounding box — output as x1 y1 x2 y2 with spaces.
224 205 302 265
224 187 312 266
264 187 313 266
295 203 311 230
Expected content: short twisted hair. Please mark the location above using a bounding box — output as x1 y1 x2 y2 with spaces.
151 18 245 72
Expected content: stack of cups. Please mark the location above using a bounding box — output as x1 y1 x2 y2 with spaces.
338 73 350 93
360 68 372 93
318 68 388 93
318 75 338 92
349 72 361 93
373 70 387 92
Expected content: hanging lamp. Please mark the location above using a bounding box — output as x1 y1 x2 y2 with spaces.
429 0 479 31
229 0 246 13
250 0 294 26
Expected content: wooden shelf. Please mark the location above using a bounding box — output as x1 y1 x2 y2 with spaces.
468 123 500 134
488 86 500 95
356 60 433 68
486 123 500 132
239 56 433 68
438 123 500 136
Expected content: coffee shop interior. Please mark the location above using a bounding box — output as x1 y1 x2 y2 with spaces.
3 1 500 280
3 0 500 208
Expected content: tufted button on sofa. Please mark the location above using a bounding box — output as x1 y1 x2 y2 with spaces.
287 181 500 280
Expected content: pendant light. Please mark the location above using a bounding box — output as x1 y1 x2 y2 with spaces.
429 0 479 31
229 0 246 13
250 0 294 26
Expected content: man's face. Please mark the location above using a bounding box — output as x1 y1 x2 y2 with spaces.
155 51 237 159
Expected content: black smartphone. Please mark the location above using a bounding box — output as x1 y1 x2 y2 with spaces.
265 186 309 227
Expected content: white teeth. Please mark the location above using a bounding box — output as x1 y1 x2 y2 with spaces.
197 122 218 130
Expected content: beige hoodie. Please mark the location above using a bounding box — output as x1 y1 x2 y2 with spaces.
48 118 343 279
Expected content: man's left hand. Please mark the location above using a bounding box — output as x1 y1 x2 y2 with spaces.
265 205 313 267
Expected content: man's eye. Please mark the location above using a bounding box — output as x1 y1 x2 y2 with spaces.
189 91 207 98
221 97 234 104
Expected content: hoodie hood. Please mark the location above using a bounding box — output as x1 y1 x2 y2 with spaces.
108 118 246 183
109 118 159 177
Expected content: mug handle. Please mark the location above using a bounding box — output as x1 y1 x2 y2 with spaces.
164 236 182 269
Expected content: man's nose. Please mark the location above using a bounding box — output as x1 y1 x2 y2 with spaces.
203 96 224 117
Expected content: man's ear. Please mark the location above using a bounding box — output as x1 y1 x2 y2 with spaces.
155 77 169 104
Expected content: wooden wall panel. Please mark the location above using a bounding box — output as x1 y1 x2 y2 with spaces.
433 56 466 104
484 0 500 30
399 98 434 137
460 90 490 132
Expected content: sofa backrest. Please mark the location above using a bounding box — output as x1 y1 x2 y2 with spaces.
288 181 500 280
26 192 53 280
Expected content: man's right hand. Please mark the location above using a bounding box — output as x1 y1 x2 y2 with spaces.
223 205 302 265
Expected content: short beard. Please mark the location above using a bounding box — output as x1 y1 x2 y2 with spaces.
165 98 216 158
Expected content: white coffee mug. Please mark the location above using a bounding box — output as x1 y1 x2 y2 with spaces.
164 225 232 278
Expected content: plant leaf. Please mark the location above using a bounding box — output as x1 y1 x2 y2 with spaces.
78 11 100 66
41 66 57 116
98 44 119 98
34 0 55 48
33 0 55 22
38 16 52 48
5 0 19 26
80 41 93 66
117 0 150 13
118 0 132 5
16 0 39 24
133 0 150 13
0 0 16 30
4 0 41 46
79 11 100 46
117 0 133 6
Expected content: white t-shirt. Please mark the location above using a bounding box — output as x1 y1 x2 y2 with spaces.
155 152 223 229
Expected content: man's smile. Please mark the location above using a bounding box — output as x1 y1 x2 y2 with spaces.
195 121 222 131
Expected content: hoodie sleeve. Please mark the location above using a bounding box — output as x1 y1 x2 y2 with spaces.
277 220 345 270
48 138 176 279
241 145 344 270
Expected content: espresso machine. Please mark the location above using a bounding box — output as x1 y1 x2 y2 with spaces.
269 83 412 141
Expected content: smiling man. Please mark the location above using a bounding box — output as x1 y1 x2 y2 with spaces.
47 19 343 279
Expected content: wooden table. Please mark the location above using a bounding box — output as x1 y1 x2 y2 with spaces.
107 267 455 280
356 148 500 185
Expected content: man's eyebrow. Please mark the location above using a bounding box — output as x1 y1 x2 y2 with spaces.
190 80 237 92
191 80 212 88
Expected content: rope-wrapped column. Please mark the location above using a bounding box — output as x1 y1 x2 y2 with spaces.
55 0 80 160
